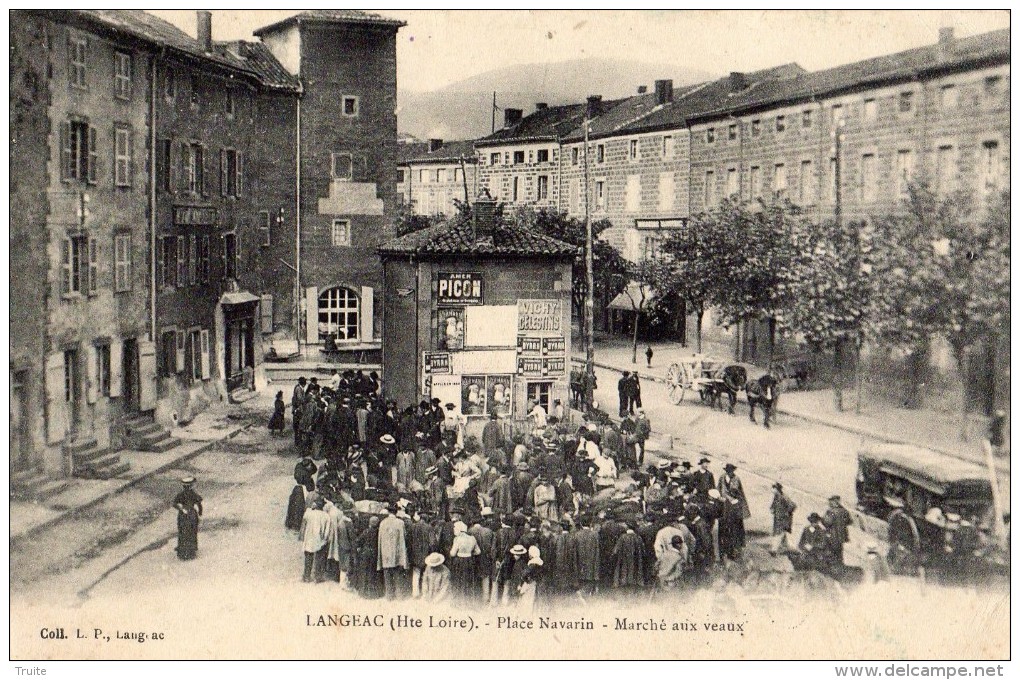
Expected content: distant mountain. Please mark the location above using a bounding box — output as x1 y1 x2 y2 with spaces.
397 57 716 141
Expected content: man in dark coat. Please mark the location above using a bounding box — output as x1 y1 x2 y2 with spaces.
691 458 715 497
551 521 580 595
797 512 834 574
769 482 797 554
618 371 631 417
174 476 203 560
291 377 307 447
598 513 627 589
612 525 645 591
823 494 853 565
629 372 643 412
573 518 600 595
482 412 504 453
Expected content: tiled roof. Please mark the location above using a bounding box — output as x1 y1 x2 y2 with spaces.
379 218 578 258
475 101 620 147
254 10 405 36
689 29 1010 122
234 41 301 90
74 10 254 76
399 140 479 165
67 10 299 91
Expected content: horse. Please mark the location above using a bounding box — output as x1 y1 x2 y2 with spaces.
718 364 780 428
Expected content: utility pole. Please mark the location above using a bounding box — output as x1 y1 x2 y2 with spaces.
582 110 595 410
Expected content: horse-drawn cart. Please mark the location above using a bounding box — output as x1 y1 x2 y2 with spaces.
664 356 727 405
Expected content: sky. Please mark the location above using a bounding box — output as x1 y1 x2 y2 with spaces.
148 9 1010 92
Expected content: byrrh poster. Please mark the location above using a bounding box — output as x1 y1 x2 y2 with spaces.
9 7 1010 670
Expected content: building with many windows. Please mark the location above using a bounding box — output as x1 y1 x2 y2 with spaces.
10 9 404 491
397 138 478 216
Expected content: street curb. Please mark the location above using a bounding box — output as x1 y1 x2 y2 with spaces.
572 356 1003 473
11 425 250 544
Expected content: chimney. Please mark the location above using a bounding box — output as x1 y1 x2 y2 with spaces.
535 102 548 111
428 138 443 153
939 26 955 45
637 85 648 94
473 192 498 242
503 108 523 128
196 10 212 52
654 79 673 105
586 94 603 119
728 71 747 92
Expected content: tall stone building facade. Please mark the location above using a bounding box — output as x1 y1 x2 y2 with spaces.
256 11 405 352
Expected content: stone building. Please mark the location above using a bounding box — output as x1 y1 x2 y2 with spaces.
474 103 594 210
379 198 576 437
397 139 478 216
11 10 162 486
687 28 1010 219
256 11 405 355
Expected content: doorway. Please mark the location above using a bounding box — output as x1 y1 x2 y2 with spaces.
123 338 139 412
10 370 31 470
224 316 254 391
64 348 82 434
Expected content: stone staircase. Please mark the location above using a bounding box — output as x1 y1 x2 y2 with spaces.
122 413 182 453
67 439 131 480
10 466 72 502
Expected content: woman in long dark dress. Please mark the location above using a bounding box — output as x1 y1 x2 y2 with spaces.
447 521 481 603
269 391 286 434
354 516 383 599
174 477 203 560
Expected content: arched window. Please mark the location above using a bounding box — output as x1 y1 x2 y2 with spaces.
318 287 359 342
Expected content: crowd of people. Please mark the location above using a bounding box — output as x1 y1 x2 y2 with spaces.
279 371 864 610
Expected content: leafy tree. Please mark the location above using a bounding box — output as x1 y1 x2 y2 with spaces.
868 184 1010 427
510 207 629 323
394 203 441 237
784 217 870 411
657 197 800 357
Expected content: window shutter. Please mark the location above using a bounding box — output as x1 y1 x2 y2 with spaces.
176 236 186 287
138 339 156 410
114 235 124 291
60 122 72 181
109 339 123 398
220 235 227 279
360 285 374 342
87 125 98 184
86 344 99 404
124 235 132 287
202 144 211 196
127 129 134 186
179 141 188 191
66 35 74 86
168 139 177 191
176 330 185 373
87 238 98 295
235 151 243 197
220 148 227 196
61 238 72 295
189 235 197 285
260 295 274 334
45 351 68 443
305 286 319 344
200 329 211 380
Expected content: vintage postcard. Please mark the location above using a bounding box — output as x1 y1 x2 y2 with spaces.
9 8 1010 664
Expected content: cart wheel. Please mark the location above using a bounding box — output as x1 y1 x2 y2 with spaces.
887 509 921 576
666 364 685 404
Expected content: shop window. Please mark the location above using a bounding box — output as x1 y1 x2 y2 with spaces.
527 381 552 414
318 287 359 342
